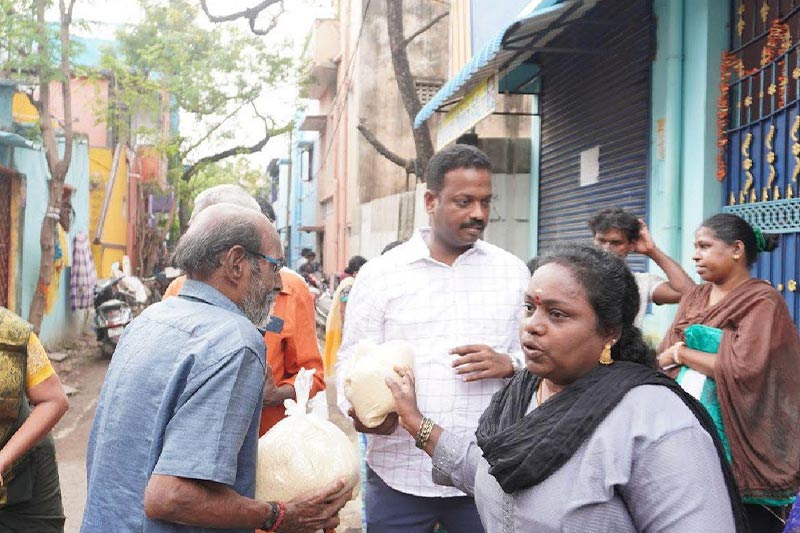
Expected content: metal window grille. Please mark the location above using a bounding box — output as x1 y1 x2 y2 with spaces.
723 198 800 233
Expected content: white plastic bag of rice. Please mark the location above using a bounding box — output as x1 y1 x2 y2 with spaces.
255 368 360 503
343 340 415 428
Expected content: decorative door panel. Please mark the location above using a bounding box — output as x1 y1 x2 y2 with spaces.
723 1 800 327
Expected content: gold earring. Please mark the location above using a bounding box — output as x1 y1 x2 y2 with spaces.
733 254 741 261
599 343 614 365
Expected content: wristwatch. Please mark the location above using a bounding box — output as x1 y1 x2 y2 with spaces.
509 355 522 374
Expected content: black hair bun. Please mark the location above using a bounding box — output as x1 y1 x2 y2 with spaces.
762 233 780 252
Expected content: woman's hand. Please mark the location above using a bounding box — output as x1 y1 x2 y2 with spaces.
385 367 423 435
657 342 683 370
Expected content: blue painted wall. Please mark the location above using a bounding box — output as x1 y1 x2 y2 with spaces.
12 137 91 346
679 0 727 254
287 117 319 268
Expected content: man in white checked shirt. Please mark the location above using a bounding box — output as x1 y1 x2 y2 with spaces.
337 144 530 532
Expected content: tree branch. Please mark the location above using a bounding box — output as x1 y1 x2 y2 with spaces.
403 11 449 48
179 99 251 158
246 4 282 36
386 0 434 180
56 0 74 176
357 121 412 172
65 0 77 22
28 0 75 332
36 1 58 177
199 0 284 35
180 113 291 182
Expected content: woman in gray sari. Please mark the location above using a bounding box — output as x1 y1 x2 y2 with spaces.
388 245 746 533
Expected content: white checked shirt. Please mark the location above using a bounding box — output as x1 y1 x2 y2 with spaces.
336 228 530 497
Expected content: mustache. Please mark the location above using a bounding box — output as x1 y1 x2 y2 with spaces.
461 220 486 230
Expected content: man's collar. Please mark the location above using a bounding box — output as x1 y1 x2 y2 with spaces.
179 279 246 318
401 227 488 265
277 267 298 294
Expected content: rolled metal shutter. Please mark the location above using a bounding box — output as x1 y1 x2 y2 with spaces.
537 0 652 272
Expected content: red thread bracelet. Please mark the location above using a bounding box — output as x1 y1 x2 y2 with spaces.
272 502 286 531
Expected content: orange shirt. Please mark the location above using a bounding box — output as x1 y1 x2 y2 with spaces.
260 269 325 434
162 272 326 436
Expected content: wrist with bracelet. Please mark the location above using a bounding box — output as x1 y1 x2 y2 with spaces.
262 501 286 531
415 416 435 449
672 342 685 366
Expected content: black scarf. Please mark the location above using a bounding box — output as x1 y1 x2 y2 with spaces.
475 362 747 532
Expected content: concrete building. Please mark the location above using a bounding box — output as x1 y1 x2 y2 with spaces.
278 110 321 269
290 0 534 277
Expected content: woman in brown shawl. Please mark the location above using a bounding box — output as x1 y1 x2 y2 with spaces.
657 213 800 533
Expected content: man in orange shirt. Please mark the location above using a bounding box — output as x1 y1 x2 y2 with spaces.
259 266 323 433
255 198 326 433
163 185 326 436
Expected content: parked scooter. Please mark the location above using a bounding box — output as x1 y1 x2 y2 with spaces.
93 277 132 357
93 274 149 357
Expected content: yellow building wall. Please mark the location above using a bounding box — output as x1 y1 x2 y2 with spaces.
89 147 128 278
12 92 38 124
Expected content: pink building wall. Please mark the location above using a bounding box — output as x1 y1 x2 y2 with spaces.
48 77 110 148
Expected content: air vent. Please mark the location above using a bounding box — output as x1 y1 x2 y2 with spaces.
415 78 444 106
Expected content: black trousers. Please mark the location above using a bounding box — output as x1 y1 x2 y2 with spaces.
365 465 484 533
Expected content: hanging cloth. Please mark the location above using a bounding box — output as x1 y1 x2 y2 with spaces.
70 231 97 311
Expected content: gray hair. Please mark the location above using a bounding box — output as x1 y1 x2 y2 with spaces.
189 184 260 225
173 211 262 278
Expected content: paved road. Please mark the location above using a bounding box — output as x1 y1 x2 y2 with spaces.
51 335 362 532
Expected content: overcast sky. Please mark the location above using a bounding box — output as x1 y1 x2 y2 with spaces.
53 0 333 169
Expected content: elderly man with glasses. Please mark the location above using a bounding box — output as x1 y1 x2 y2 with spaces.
82 203 350 532
162 185 326 435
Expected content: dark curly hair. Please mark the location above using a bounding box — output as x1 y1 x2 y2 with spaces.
529 245 655 368
700 213 779 266
587 207 641 243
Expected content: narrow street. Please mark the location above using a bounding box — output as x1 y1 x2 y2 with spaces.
49 334 362 532
49 335 108 533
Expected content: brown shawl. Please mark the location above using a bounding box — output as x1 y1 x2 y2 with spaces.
659 279 800 500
